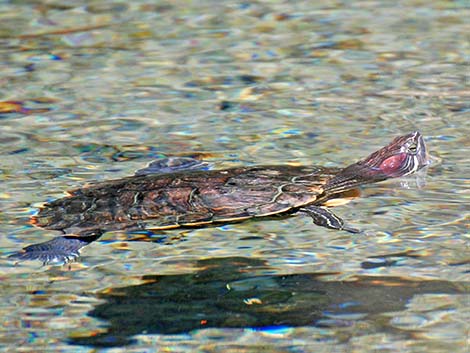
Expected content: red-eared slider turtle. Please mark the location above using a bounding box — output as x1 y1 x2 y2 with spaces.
10 132 428 265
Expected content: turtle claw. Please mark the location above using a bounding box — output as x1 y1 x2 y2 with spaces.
341 225 361 234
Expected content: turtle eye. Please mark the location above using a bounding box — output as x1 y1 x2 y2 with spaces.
407 142 418 154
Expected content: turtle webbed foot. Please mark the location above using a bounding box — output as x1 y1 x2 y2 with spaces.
9 236 91 265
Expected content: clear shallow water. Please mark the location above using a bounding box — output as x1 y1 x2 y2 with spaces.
0 1 469 352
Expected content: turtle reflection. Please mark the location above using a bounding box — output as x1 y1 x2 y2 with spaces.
70 257 467 347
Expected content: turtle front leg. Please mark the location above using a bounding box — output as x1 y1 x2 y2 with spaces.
299 205 359 233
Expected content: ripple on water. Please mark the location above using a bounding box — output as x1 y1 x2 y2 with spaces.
0 0 469 352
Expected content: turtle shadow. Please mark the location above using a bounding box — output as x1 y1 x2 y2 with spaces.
68 256 468 348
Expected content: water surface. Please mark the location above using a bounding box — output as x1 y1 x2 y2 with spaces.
0 1 468 352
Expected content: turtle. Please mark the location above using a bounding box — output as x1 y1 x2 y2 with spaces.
10 131 428 265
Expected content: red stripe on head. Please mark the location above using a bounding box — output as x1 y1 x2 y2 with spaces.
379 153 407 176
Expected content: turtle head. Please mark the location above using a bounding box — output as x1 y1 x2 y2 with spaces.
326 131 428 192
358 131 428 178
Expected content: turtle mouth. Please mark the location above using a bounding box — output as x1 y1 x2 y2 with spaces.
414 132 429 169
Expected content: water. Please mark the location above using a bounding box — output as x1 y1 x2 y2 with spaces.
0 1 469 352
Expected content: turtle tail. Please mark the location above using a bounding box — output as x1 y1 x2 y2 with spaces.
9 231 103 265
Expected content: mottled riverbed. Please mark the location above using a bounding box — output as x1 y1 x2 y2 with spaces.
0 1 468 352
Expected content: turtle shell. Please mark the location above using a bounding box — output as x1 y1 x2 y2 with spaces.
32 165 343 236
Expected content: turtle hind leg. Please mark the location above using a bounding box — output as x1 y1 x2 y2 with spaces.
299 205 359 234
9 231 103 265
134 157 211 176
